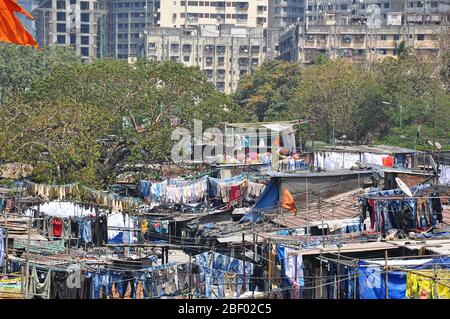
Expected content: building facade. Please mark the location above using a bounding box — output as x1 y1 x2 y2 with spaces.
279 0 450 63
159 0 305 58
104 0 160 59
17 0 39 40
159 0 270 29
33 0 105 62
144 25 267 94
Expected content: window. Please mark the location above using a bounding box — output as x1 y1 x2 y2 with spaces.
183 56 190 62
81 36 89 45
81 47 89 57
57 35 66 44
81 13 90 23
56 1 66 9
80 24 90 33
383 3 390 8
380 34 387 41
80 1 89 10
57 12 66 21
57 24 66 33
417 34 424 41
70 33 76 44
393 34 400 41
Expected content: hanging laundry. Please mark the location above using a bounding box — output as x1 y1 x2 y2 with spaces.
51 218 63 238
28 267 52 299
281 188 297 214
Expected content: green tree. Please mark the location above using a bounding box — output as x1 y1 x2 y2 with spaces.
234 60 302 121
0 58 238 187
0 44 78 105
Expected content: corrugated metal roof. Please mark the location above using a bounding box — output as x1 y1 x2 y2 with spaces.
271 189 363 228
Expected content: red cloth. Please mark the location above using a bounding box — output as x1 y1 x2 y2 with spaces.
52 218 63 237
228 185 241 209
382 155 394 167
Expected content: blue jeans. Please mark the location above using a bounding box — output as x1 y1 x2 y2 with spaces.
216 270 224 299
202 266 214 298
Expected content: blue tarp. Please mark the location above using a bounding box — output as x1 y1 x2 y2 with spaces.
239 211 263 224
239 178 280 223
358 264 407 299
358 257 450 299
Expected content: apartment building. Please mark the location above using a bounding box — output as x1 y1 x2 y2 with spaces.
17 0 38 39
269 0 304 28
279 0 450 63
105 0 160 59
33 0 105 62
160 1 270 28
144 25 267 93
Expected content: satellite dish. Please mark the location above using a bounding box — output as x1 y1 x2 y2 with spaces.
396 177 413 197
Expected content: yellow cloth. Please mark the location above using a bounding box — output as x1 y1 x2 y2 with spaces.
141 219 149 233
406 270 450 299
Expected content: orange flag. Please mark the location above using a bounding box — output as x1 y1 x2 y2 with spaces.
0 0 38 48
281 187 297 214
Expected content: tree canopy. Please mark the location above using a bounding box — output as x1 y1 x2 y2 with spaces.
0 46 238 187
234 56 450 150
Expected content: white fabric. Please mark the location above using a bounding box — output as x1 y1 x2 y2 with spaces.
361 152 385 166
439 164 450 186
259 138 266 148
284 247 304 286
315 151 360 170
107 212 137 243
25 201 95 217
262 123 294 132
315 151 391 170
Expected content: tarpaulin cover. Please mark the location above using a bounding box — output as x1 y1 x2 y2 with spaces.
239 179 279 223
358 257 450 299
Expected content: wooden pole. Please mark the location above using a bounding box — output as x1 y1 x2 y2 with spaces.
188 253 192 299
337 246 340 299
319 254 323 298
242 232 246 294
3 209 8 274
24 217 31 299
385 250 389 299
353 259 357 299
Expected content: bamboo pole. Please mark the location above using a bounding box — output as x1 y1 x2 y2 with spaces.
24 217 31 299
385 250 389 299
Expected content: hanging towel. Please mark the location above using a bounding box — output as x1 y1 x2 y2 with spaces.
281 188 297 214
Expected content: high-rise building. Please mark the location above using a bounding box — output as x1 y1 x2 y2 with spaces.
17 0 38 40
279 0 450 63
33 0 106 62
159 1 269 29
158 1 305 58
144 25 267 94
104 0 160 59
